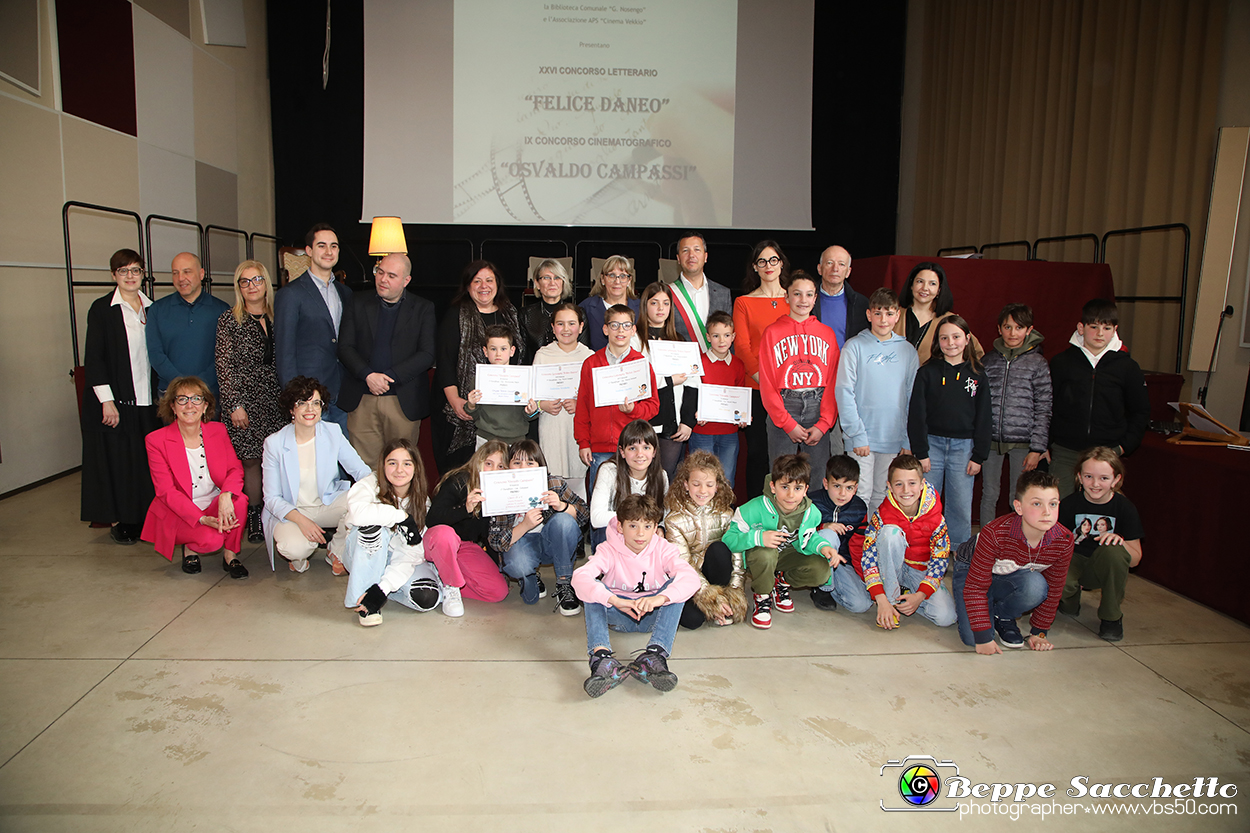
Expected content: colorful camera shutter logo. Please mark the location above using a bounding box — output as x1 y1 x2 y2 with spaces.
899 763 941 806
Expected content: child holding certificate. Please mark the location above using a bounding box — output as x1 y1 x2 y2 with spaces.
589 420 669 553
574 305 659 503
686 310 748 486
633 282 697 482
573 494 701 697
488 439 589 612
465 325 540 447
533 303 594 499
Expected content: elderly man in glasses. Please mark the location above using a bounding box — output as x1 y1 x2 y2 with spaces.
146 252 230 400
337 253 437 467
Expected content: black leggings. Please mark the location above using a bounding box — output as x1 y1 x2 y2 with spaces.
680 541 734 630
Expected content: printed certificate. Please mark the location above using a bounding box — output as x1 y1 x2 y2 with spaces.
475 364 534 406
532 361 583 400
480 466 549 517
697 384 752 425
592 359 652 408
647 340 704 377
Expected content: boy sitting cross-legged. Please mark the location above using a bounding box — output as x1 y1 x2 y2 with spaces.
572 494 701 698
861 454 957 629
953 469 1074 653
720 454 839 629
807 454 873 614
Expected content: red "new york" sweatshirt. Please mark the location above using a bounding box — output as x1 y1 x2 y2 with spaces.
758 315 840 435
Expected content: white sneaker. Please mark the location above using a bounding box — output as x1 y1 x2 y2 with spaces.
288 558 310 573
442 585 465 617
358 610 383 627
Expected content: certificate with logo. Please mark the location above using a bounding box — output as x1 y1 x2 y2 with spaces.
532 361 584 400
475 364 534 406
647 340 704 377
479 466 548 517
591 359 652 408
697 384 752 425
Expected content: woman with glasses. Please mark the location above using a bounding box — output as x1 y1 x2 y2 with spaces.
215 261 284 543
579 255 641 351
520 259 575 361
261 376 371 572
140 376 249 577
81 249 161 545
732 240 792 498
434 260 525 473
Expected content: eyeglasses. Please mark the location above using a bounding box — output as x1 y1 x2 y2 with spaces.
175 395 205 405
605 321 635 331
754 256 781 268
295 399 324 410
114 267 144 277
238 276 267 287
605 272 631 282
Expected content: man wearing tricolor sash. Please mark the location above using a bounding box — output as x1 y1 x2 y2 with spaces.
669 232 732 351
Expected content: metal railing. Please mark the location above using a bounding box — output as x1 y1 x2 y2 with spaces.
1100 223 1191 374
62 201 144 368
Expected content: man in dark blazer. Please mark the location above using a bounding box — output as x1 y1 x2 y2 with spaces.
669 232 732 350
275 223 352 433
337 253 437 466
814 244 870 456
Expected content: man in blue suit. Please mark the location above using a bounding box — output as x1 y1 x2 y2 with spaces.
275 223 353 433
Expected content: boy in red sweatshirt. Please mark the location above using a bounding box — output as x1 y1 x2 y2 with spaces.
572 494 701 697
758 270 840 490
686 310 749 483
574 304 660 502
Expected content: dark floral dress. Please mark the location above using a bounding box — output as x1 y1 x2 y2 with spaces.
214 309 284 459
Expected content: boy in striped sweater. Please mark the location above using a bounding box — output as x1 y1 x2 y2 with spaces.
953 469 1074 652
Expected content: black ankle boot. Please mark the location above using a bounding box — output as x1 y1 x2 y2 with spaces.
247 505 263 543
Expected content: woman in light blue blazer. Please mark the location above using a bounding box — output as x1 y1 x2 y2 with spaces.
262 376 370 571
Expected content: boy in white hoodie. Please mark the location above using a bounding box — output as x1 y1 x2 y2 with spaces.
572 494 701 697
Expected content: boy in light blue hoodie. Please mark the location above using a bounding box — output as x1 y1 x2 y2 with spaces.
834 289 920 515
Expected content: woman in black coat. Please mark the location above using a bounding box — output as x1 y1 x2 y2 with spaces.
81 248 161 544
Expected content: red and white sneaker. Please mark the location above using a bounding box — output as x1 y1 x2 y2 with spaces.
772 571 795 612
751 593 773 629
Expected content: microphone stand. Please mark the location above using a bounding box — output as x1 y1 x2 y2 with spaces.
1198 305 1235 409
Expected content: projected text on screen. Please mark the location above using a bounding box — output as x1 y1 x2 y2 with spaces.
452 0 738 226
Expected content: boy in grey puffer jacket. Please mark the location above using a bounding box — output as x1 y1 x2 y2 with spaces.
979 304 1052 525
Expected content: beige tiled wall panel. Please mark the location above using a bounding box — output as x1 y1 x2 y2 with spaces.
0 265 85 494
139 141 200 268
0 97 64 264
61 117 141 270
133 6 194 157
193 49 238 174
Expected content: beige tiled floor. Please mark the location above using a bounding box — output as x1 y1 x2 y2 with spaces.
1 473 1248 831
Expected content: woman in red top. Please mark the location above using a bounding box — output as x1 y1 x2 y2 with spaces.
732 240 791 498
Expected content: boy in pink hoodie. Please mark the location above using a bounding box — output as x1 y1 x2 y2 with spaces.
758 270 840 488
572 494 701 697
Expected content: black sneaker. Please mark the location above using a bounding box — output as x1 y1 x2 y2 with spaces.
809 587 838 611
1098 618 1124 642
773 571 795 612
246 506 263 544
584 651 626 698
536 574 547 599
629 646 678 692
553 581 582 616
993 617 1025 648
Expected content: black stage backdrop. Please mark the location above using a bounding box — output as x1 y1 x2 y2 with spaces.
267 0 908 308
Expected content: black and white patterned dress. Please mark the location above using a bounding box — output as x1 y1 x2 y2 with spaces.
214 309 284 460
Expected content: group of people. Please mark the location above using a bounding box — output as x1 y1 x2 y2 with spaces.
79 226 1149 699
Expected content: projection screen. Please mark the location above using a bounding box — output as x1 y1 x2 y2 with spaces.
362 0 814 229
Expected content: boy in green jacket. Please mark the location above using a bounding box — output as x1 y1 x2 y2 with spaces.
721 454 839 629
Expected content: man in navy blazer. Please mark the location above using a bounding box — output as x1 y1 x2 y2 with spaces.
814 244 871 456
669 232 732 350
338 253 437 466
275 223 352 433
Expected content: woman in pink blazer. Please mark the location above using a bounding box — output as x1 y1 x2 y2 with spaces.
141 376 250 578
